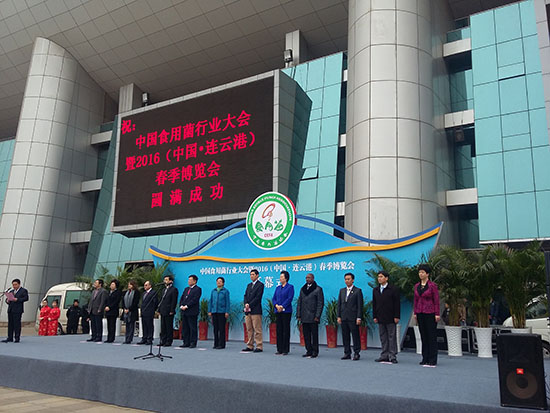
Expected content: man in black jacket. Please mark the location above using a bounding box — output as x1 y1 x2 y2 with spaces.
296 273 324 358
337 273 363 360
104 279 122 343
2 279 29 343
158 275 178 347
138 280 158 345
373 271 400 363
66 299 82 334
242 269 264 352
179 275 202 348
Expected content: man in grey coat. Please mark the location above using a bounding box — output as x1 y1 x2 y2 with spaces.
86 279 108 342
296 273 324 358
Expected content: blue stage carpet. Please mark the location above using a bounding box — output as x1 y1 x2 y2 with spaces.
0 335 540 412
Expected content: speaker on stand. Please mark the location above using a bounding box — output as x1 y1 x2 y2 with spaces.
497 333 547 410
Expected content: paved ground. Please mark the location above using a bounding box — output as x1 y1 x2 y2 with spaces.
0 386 150 412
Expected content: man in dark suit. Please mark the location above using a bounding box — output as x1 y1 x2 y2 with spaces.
104 279 122 343
242 269 264 352
2 279 29 343
296 273 324 358
158 275 178 347
87 279 108 342
179 274 202 348
138 280 158 345
373 271 400 363
337 273 363 360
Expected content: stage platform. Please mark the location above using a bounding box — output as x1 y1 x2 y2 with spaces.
0 335 541 412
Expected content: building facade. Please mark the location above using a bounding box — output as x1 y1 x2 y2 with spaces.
0 0 549 321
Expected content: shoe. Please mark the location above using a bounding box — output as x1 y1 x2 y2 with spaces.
253 348 263 353
180 344 190 348
94 339 102 342
164 343 172 347
302 353 312 358
311 353 318 358
1 339 12 343
390 359 398 364
419 360 427 365
242 347 253 352
353 354 360 361
104 340 113 343
14 340 19 343
282 352 288 356
428 362 437 366
123 342 131 344
86 338 95 342
341 355 351 360
136 341 146 345
375 357 389 362
189 344 196 348
146 341 153 345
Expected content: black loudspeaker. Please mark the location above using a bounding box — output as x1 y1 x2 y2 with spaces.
497 333 547 410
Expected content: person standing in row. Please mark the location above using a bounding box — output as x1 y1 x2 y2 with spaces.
47 299 61 336
413 264 440 367
373 271 400 364
242 269 264 353
2 278 28 343
337 273 363 361
158 275 178 347
38 299 50 336
87 279 107 343
179 275 201 348
66 299 82 334
138 280 158 346
208 277 230 349
272 271 294 355
104 280 121 343
122 280 140 344
296 273 324 358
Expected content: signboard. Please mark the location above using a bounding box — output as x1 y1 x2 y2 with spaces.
113 77 274 231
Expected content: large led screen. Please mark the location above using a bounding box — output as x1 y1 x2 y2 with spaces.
113 77 274 230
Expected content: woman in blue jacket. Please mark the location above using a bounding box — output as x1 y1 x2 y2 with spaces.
272 271 295 355
208 277 230 349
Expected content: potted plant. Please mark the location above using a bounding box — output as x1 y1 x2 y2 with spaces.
264 299 277 344
359 301 374 350
199 299 209 340
226 303 242 342
323 298 338 348
464 247 497 358
292 298 304 346
493 242 545 331
432 245 468 357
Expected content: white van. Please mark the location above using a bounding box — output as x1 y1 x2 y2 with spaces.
502 297 550 357
35 282 91 333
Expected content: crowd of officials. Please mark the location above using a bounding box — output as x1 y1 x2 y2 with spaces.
2 265 442 365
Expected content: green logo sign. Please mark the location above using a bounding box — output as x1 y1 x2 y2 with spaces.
246 192 296 250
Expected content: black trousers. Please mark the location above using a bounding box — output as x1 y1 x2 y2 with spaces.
276 313 291 354
302 322 319 355
7 312 22 341
417 313 438 364
142 316 154 344
125 313 137 343
341 320 360 355
160 314 174 345
106 316 117 342
212 313 226 348
67 321 79 334
182 314 198 346
90 314 103 341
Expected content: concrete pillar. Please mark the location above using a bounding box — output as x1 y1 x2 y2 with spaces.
285 30 309 67
345 0 454 241
118 83 143 113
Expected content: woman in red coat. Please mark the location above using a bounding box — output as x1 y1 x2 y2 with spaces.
413 264 440 367
38 299 50 336
47 300 61 336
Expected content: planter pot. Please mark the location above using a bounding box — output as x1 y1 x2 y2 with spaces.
445 326 463 357
199 321 208 340
326 325 338 348
299 325 305 346
243 322 248 343
269 323 277 344
511 327 532 334
225 323 230 341
359 326 368 350
137 318 160 339
474 327 493 358
173 322 182 339
413 325 422 355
